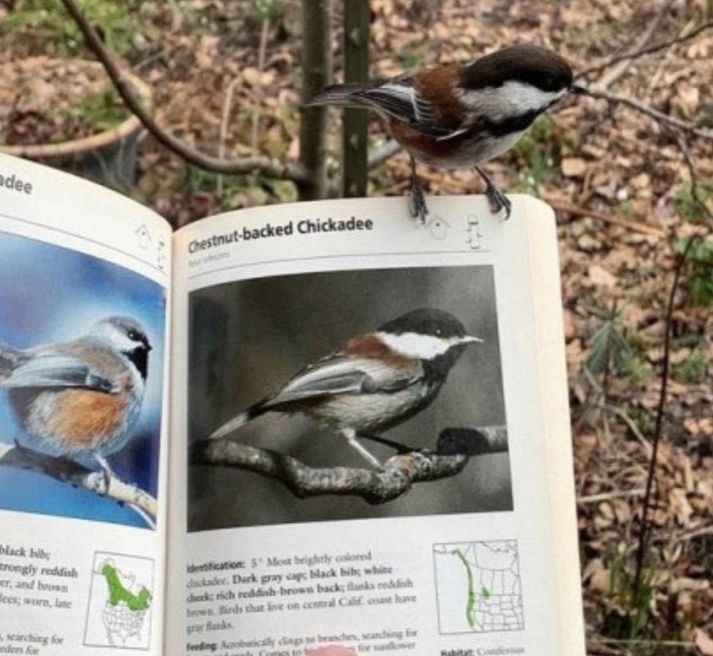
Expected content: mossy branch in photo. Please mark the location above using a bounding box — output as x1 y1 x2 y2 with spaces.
0 442 157 528
190 426 507 505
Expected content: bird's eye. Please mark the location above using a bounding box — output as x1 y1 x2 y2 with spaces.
128 330 139 340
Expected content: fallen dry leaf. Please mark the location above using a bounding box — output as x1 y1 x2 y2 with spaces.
562 157 588 178
695 629 713 656
588 264 617 288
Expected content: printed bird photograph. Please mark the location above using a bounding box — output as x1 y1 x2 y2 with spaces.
0 230 166 529
208 307 482 468
188 265 511 530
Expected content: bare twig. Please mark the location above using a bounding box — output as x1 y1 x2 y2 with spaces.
577 20 713 79
675 133 713 221
577 86 713 141
596 0 674 89
217 77 242 195
59 0 309 184
631 235 699 603
0 443 157 528
190 426 507 504
672 523 713 544
251 17 271 153
545 199 666 237
644 17 695 100
577 488 645 505
600 403 652 456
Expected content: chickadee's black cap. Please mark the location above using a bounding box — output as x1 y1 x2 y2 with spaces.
460 44 574 93
378 308 468 339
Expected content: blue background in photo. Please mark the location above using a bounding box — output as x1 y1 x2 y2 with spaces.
0 230 166 529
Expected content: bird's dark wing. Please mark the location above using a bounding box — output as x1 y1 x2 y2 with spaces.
261 354 421 409
308 74 460 138
0 349 114 393
360 77 459 137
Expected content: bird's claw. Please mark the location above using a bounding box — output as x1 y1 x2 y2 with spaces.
485 184 512 219
101 467 112 494
409 179 429 224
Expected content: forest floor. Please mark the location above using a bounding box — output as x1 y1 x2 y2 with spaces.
1 1 712 653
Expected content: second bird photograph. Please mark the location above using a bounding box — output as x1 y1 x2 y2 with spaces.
188 265 511 531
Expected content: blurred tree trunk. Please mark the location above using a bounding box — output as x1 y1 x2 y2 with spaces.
342 0 370 197
298 0 332 200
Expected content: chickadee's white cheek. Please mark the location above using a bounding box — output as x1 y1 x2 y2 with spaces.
376 332 452 359
459 81 563 119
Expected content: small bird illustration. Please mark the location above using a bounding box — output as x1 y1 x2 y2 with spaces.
308 44 578 221
0 317 151 476
209 308 481 468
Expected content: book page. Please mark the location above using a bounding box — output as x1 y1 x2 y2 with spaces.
0 154 171 655
168 196 584 656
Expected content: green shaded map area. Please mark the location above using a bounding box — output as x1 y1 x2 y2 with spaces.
454 548 477 629
101 563 152 611
453 548 492 629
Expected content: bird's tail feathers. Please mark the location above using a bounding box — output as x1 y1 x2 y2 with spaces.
305 84 373 109
208 404 264 440
0 344 23 381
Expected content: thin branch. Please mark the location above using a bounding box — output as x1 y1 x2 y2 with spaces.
596 0 674 89
577 488 645 505
576 86 713 141
577 20 713 79
631 235 699 603
59 0 309 183
643 17 696 101
190 426 507 505
251 17 271 152
545 199 666 238
675 133 713 221
600 402 652 456
217 76 241 195
0 443 157 527
672 523 713 544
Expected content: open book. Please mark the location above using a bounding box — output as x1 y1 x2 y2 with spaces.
0 152 585 656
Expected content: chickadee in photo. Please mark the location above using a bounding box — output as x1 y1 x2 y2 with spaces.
209 308 481 468
308 43 578 221
0 317 151 476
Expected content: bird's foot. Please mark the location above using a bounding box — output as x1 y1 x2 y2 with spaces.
409 179 429 224
95 455 116 493
342 430 383 469
475 166 512 220
485 183 512 219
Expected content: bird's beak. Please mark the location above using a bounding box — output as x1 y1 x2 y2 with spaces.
458 335 483 346
570 83 588 95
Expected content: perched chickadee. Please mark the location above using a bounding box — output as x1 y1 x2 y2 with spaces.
209 308 481 468
308 43 578 221
0 316 151 475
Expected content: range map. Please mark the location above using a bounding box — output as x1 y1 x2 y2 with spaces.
84 552 154 649
433 540 524 634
